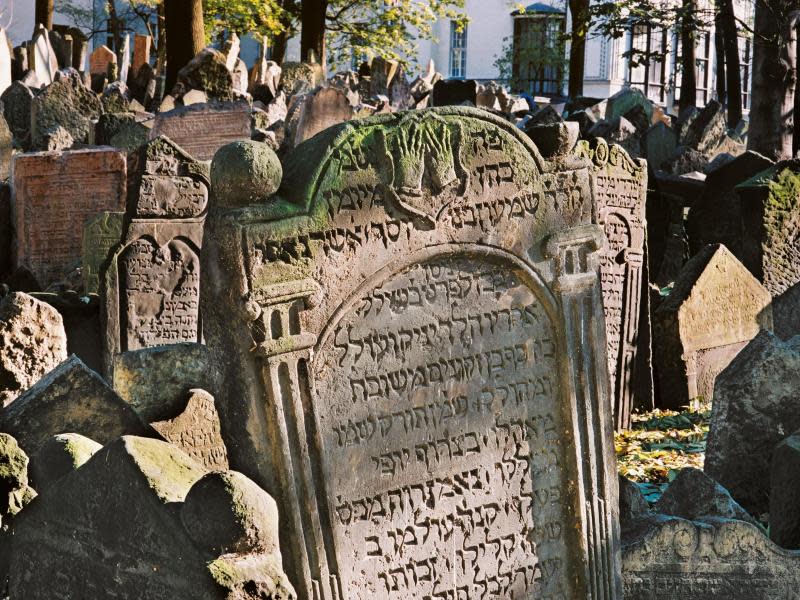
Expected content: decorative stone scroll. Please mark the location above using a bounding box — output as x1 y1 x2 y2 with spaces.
202 107 622 600
102 136 209 377
576 139 649 429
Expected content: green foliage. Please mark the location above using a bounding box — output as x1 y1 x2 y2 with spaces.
203 0 292 40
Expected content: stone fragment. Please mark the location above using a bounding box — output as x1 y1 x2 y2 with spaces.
0 292 67 407
28 432 102 490
29 26 58 86
151 389 228 470
528 104 563 126
653 244 773 409
430 78 478 106
0 432 33 521
174 48 233 102
683 99 726 154
369 56 398 97
676 105 701 144
0 28 10 97
662 145 708 176
705 331 800 517
0 114 11 181
770 430 800 548
30 69 103 149
132 34 151 77
655 468 760 527
102 80 131 113
89 44 116 76
12 147 126 288
774 283 800 339
149 102 251 161
0 355 152 457
588 116 641 158
619 475 650 524
202 107 621 597
40 125 73 151
644 121 677 172
526 121 579 157
1 81 34 147
181 88 208 105
605 86 653 124
280 61 323 94
293 86 355 145
211 140 282 207
82 211 124 294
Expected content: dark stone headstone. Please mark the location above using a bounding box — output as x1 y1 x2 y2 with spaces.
430 78 478 106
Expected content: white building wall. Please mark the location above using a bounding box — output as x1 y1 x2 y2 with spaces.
1 0 93 47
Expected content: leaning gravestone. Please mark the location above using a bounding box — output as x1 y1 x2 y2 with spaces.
102 136 209 376
12 147 126 289
82 211 124 294
29 26 58 87
576 138 649 428
149 102 252 161
203 107 622 600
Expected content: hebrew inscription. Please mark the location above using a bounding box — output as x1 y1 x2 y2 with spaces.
314 255 573 600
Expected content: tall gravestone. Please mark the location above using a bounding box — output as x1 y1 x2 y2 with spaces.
203 107 621 600
12 148 127 289
577 139 649 428
0 28 11 96
102 136 209 377
82 211 124 294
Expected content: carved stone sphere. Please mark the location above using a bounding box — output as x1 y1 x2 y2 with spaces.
181 470 280 556
211 140 282 207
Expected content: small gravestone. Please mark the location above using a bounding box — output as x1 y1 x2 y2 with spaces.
644 122 677 172
102 137 209 375
29 26 58 86
149 102 251 161
0 28 11 96
652 244 772 409
370 56 398 97
577 138 649 428
280 61 323 94
132 34 151 76
706 331 800 517
118 34 131 83
293 86 355 146
431 78 478 106
49 30 73 69
28 432 102 490
82 211 124 294
30 70 103 149
683 99 726 155
203 107 621 599
2 81 34 147
12 147 126 289
0 114 11 181
174 48 233 102
770 431 800 549
89 44 116 76
605 87 653 124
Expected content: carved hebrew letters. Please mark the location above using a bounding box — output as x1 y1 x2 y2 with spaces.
315 256 571 600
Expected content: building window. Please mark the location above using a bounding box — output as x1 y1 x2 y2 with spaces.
449 21 467 79
672 30 713 107
739 36 752 111
627 24 668 104
512 13 566 96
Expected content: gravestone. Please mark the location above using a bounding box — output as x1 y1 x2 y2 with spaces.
132 34 151 76
118 34 131 83
431 79 478 106
652 244 773 409
82 211 124 294
293 87 355 146
29 26 58 87
102 136 209 376
12 148 126 289
203 107 622 599
149 102 252 161
49 30 73 69
770 430 800 549
576 139 649 429
1 81 35 147
0 183 10 279
0 114 11 181
89 45 117 76
0 28 10 96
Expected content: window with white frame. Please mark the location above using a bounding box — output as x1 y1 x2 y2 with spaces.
739 35 752 111
450 21 467 78
512 13 566 96
627 23 669 104
672 29 713 107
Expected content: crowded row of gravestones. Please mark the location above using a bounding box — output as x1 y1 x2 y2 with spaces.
0 42 800 600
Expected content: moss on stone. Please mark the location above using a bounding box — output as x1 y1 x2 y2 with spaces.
123 436 206 504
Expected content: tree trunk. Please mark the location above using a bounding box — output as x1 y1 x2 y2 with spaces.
714 0 727 103
719 0 743 126
568 0 590 97
156 2 167 75
301 0 327 68
748 0 798 160
272 32 289 65
678 0 697 113
164 0 205 91
107 0 121 54
35 0 53 30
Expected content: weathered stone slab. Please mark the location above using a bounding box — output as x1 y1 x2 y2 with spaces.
623 515 800 599
0 114 11 182
29 26 58 87
1 81 34 148
11 147 126 289
0 292 67 407
132 34 151 77
174 47 233 101
706 331 800 517
431 79 478 106
102 137 209 375
653 244 772 409
0 355 153 457
149 102 251 161
7 435 296 599
203 107 621 599
577 138 649 429
28 432 102 490
0 28 10 97
89 44 116 76
0 183 10 279
0 432 35 526
293 86 355 146
644 122 677 172
151 389 228 470
30 69 103 149
770 430 800 549
32 292 104 373
82 211 124 294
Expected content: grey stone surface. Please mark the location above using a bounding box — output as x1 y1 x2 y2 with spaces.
1 81 34 147
770 430 800 549
706 331 800 517
174 48 234 102
28 432 102 490
211 140 282 208
0 292 67 407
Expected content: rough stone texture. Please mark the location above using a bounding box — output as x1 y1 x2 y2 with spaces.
293 86 355 146
577 138 649 428
774 282 800 339
40 124 74 151
12 147 126 289
655 468 760 527
102 137 209 375
102 80 131 113
622 515 800 599
682 99 726 155
0 432 34 523
82 211 124 294
112 343 218 422
653 244 772 409
211 140 282 208
280 61 323 94
0 292 67 407
0 183 10 280
30 69 103 150
706 331 800 517
662 146 709 176
1 81 35 148
527 121 579 158
0 114 11 182
644 122 677 172
0 355 152 457
619 475 650 525
605 87 653 124
203 107 621 599
430 78 478 106
151 389 229 470
150 102 251 161
28 432 102 490
174 48 234 101
0 28 10 97
89 44 116 76
770 431 800 549
7 435 296 599
588 117 641 158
